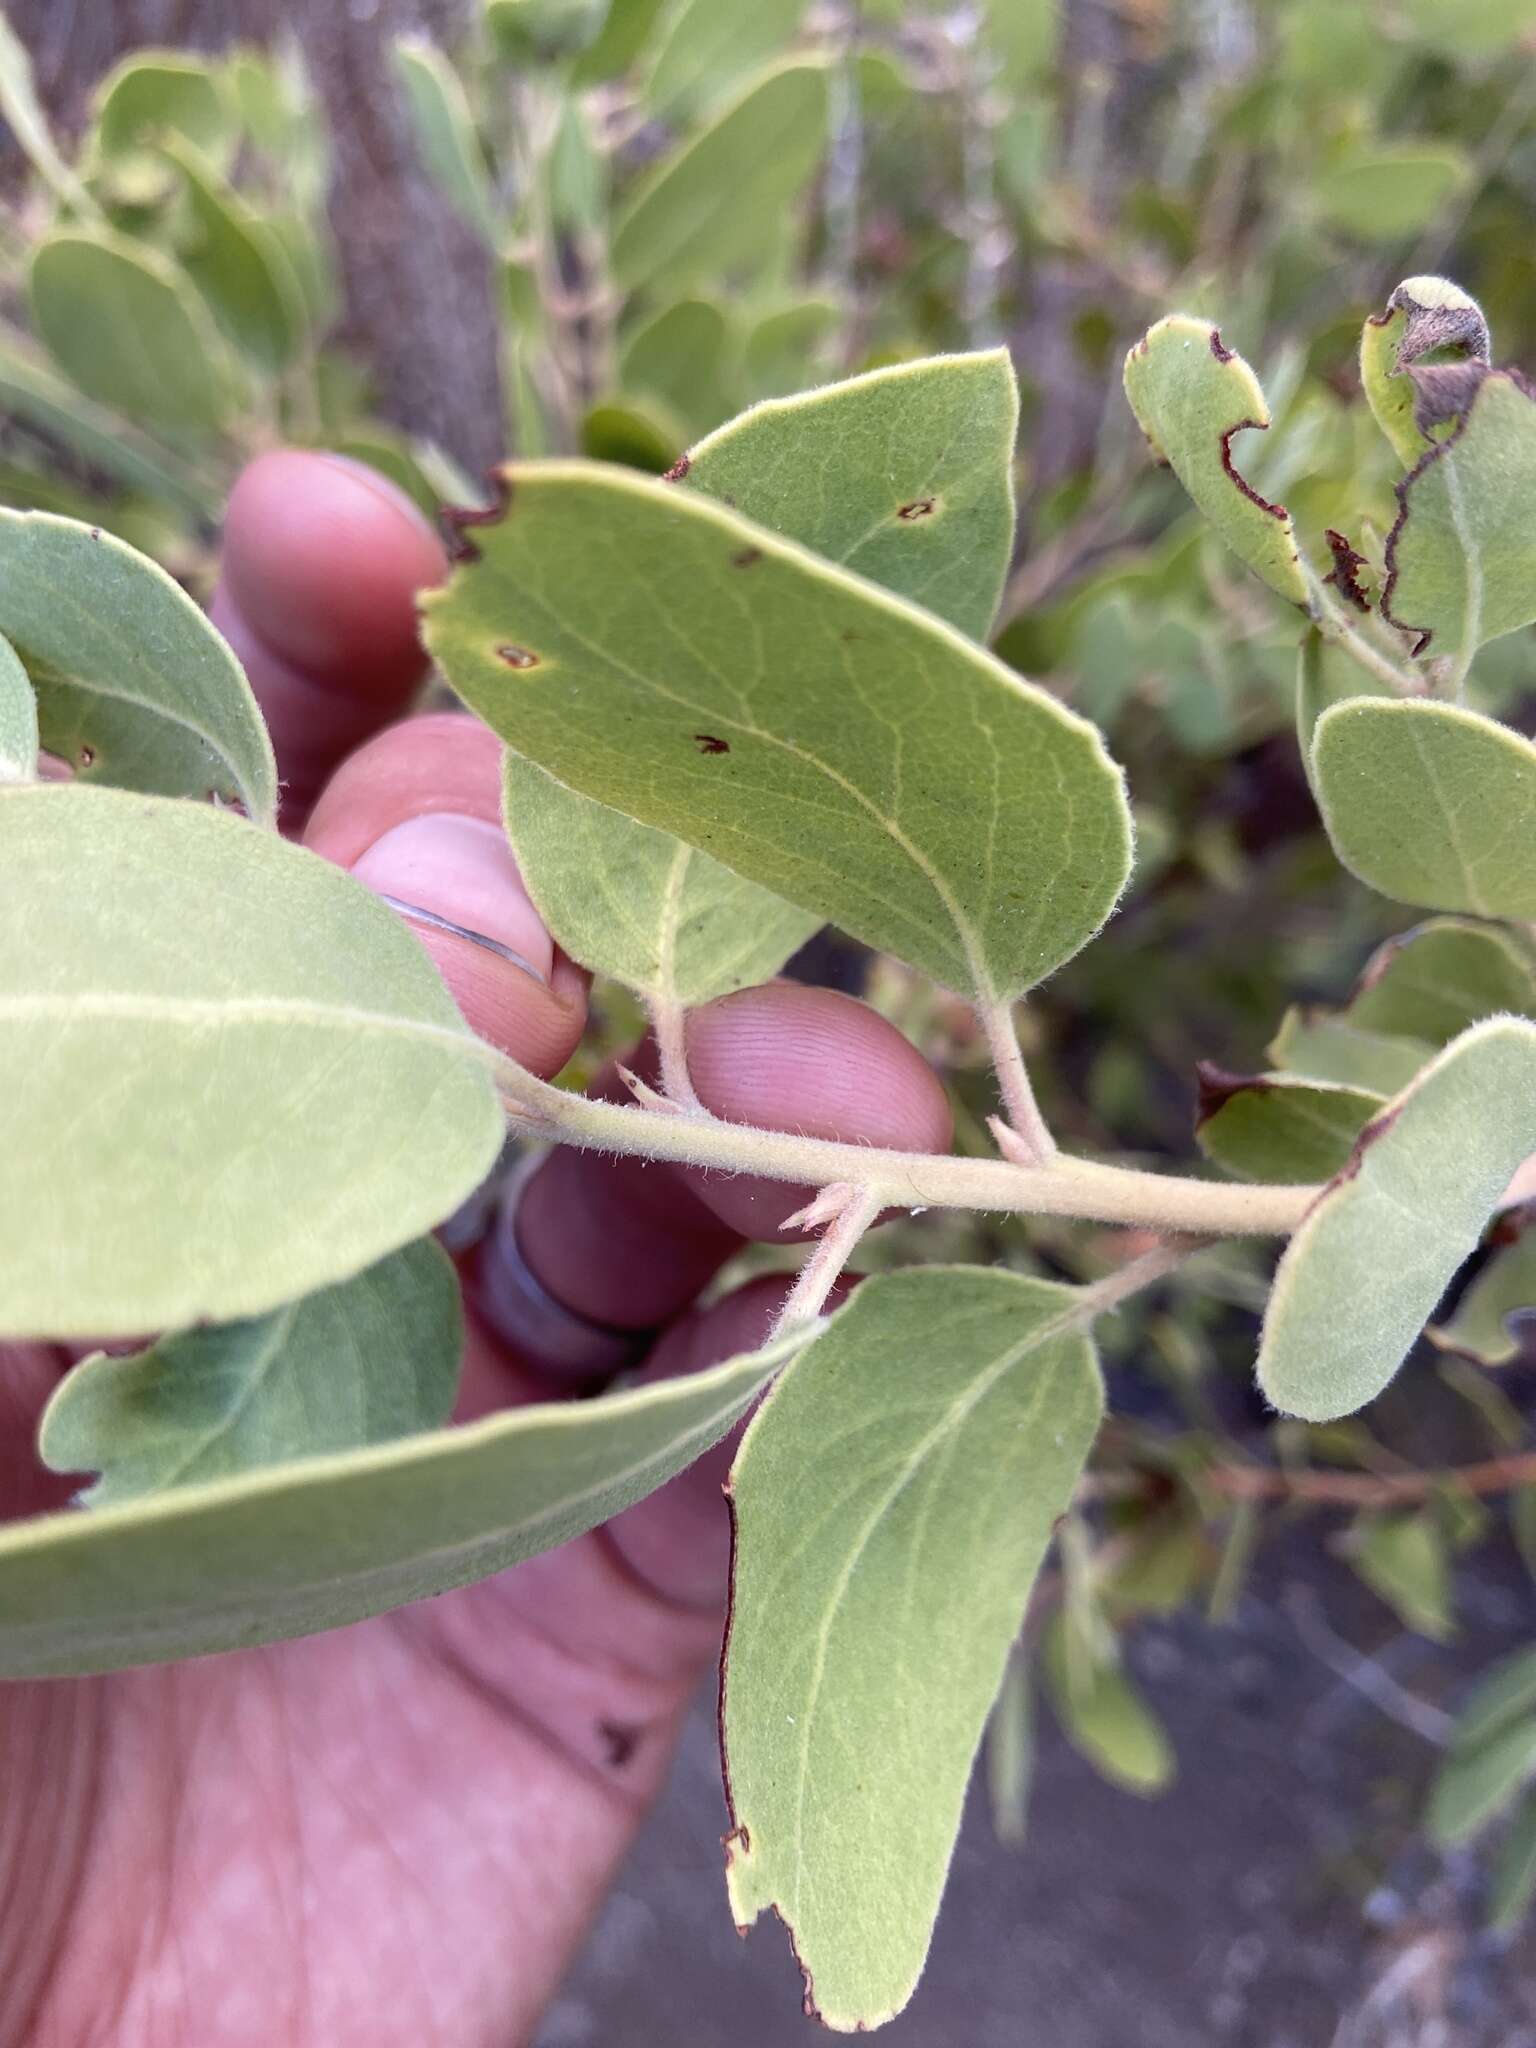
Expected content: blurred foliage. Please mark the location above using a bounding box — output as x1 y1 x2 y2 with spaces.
4 0 1536 1909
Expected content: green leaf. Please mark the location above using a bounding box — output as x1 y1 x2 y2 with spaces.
40 1239 462 1508
683 350 1019 643
572 0 670 81
985 1645 1035 1848
1313 700 1536 920
1429 1231 1536 1367
0 784 502 1339
1257 1020 1536 1421
1269 1007 1433 1095
1313 147 1468 245
0 13 96 213
1123 316 1308 606
1491 1791 1536 1930
1399 0 1532 60
619 297 739 440
981 0 1058 86
1347 1511 1453 1640
426 462 1131 1003
1359 276 1489 470
1196 1069 1381 1184
1345 919 1536 1045
1383 371 1536 665
91 50 232 165
1041 1614 1175 1795
1296 627 1390 783
721 1267 1104 2031
579 398 681 472
0 1324 804 1677
643 0 810 115
1429 1713 1536 1846
1448 1646 1536 1754
611 60 830 297
161 134 307 373
390 36 499 243
0 632 38 784
0 510 277 819
29 228 235 433
502 754 818 1002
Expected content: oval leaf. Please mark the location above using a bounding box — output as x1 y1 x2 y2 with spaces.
721 1267 1104 2031
1258 1019 1536 1421
1346 918 1536 1044
683 350 1019 643
0 1326 804 1677
390 35 499 242
0 784 502 1337
162 133 307 373
426 462 1132 1002
1313 699 1536 920
92 49 231 164
1123 316 1308 606
1196 1068 1381 1184
0 510 277 819
1429 1713 1536 1846
40 1238 463 1508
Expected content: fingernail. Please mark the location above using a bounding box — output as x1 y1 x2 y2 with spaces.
312 451 442 544
350 813 554 985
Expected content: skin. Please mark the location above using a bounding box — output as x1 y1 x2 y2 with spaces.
0 451 952 2048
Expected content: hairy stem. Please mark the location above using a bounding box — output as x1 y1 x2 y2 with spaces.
1305 569 1424 697
496 1056 1319 1237
979 997 1056 1165
771 1184 883 1337
647 996 702 1112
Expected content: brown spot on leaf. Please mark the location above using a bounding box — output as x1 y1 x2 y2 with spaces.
1194 1061 1273 1129
442 470 513 564
897 497 936 521
1209 328 1235 363
693 733 730 754
597 1719 641 1769
1393 288 1491 373
662 454 692 482
495 643 539 669
1322 529 1371 613
77 745 96 768
732 546 763 568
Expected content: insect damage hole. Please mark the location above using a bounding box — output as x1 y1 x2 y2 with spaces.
693 733 730 754
897 496 938 521
495 644 540 670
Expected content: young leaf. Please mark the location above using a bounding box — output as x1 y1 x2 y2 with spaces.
683 350 1019 643
1382 370 1536 665
502 754 819 1003
1257 1020 1536 1421
0 1325 805 1678
1040 1614 1175 1794
40 1240 462 1508
1313 147 1469 245
1313 700 1536 921
1345 919 1536 1046
390 36 499 243
0 632 38 784
1360 276 1489 469
0 785 502 1338
642 0 810 115
721 1266 1104 2031
91 50 232 164
426 463 1131 1003
1490 1790 1536 1931
619 297 739 440
1123 316 1308 606
1195 1069 1381 1184
1269 1007 1433 1095
29 228 235 432
0 510 277 819
1347 1511 1453 1641
1429 1231 1536 1367
161 133 308 373
611 60 831 296
1429 1714 1536 1847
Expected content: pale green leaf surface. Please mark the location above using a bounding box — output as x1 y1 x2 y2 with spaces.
1429 1713 1536 1846
29 229 234 432
1448 1647 1536 1754
1269 1008 1433 1095
92 50 231 163
1491 1791 1536 1930
0 1326 803 1677
643 0 809 115
571 0 668 80
683 351 1018 643
390 36 499 242
1196 1073 1381 1184
1430 1235 1536 1368
1314 148 1468 244
721 1267 1104 2031
1400 0 1532 60
1313 700 1536 920
502 754 819 1002
742 299 839 401
162 134 307 372
1041 1615 1175 1794
611 60 830 296
1258 1020 1536 1421
41 1239 463 1508
1296 627 1391 780
0 785 501 1337
0 510 276 819
427 463 1131 1002
1346 920 1536 1045
1123 316 1308 605
0 631 38 784
1384 373 1536 665
619 297 738 440
1349 1511 1453 1640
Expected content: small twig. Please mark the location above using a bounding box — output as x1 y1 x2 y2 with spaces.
1284 1586 1453 1746
979 998 1056 1166
1206 1448 1536 1509
1074 1237 1198 1318
771 1183 883 1335
1306 567 1425 697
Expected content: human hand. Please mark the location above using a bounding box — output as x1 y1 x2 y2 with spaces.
0 452 952 2048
